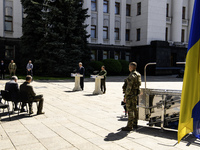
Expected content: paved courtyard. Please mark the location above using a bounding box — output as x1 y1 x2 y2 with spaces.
0 76 200 150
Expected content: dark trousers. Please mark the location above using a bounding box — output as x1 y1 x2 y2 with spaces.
80 77 84 90
22 95 44 113
101 79 106 93
27 70 33 76
0 71 5 79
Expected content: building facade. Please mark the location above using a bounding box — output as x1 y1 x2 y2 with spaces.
0 0 195 74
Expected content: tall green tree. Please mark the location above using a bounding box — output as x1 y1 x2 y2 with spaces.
20 0 45 72
21 0 91 76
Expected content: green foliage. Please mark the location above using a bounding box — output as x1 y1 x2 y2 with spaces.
119 60 129 75
20 0 90 76
102 59 122 75
89 61 104 72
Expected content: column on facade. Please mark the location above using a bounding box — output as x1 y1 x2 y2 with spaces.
97 0 103 44
120 0 126 45
0 0 4 37
109 0 115 45
83 0 91 43
187 0 194 42
171 0 183 42
13 0 22 38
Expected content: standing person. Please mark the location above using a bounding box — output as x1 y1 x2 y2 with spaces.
8 60 17 77
98 66 107 94
0 60 6 79
121 62 141 131
5 76 20 111
78 62 85 90
26 60 33 76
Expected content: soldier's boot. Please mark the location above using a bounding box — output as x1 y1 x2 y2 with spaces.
121 126 132 131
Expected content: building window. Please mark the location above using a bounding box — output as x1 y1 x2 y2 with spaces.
5 45 15 60
103 0 109 13
91 25 96 38
137 2 141 15
182 7 186 19
103 50 109 60
91 50 97 61
4 1 13 31
125 52 130 61
166 3 169 17
126 29 130 41
115 28 119 40
103 26 108 39
91 0 97 11
115 51 120 60
181 29 185 42
165 27 168 41
126 4 131 16
115 2 120 15
136 28 141 41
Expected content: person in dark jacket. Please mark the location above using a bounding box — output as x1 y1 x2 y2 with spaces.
0 60 6 79
98 66 107 94
78 62 85 90
5 76 19 110
20 75 44 115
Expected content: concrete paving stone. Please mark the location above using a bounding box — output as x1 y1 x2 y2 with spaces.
69 126 100 139
39 136 73 150
24 123 58 139
48 124 89 145
15 143 47 150
98 143 127 150
0 76 199 149
75 142 102 150
1 121 27 133
7 131 38 146
116 141 151 150
0 139 15 149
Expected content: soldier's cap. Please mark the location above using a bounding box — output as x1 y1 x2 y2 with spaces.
129 62 137 67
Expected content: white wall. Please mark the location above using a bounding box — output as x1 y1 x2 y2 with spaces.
0 0 4 37
146 0 166 44
13 0 22 38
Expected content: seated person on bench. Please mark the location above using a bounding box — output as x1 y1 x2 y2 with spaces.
20 75 44 115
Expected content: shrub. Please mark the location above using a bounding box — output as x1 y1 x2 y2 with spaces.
89 61 104 74
119 60 129 75
102 59 122 75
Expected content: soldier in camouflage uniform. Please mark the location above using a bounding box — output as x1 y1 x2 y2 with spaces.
122 62 141 131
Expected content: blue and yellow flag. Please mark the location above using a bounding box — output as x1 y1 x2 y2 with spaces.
178 0 200 143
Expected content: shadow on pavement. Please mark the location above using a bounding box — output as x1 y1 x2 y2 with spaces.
84 94 99 96
0 112 36 122
104 130 130 141
136 126 200 147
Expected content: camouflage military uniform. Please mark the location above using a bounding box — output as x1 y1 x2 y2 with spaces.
123 70 141 128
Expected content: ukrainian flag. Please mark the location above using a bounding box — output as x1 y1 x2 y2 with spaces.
178 0 200 142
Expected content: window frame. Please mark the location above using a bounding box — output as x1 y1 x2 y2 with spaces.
126 4 131 16
136 28 141 41
137 2 141 16
115 28 120 40
91 0 97 11
182 6 186 19
5 45 15 60
126 29 130 41
91 25 96 38
103 0 109 13
103 26 109 39
115 2 120 15
166 3 169 17
4 6 13 32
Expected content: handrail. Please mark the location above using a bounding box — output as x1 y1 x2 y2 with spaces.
144 62 156 90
